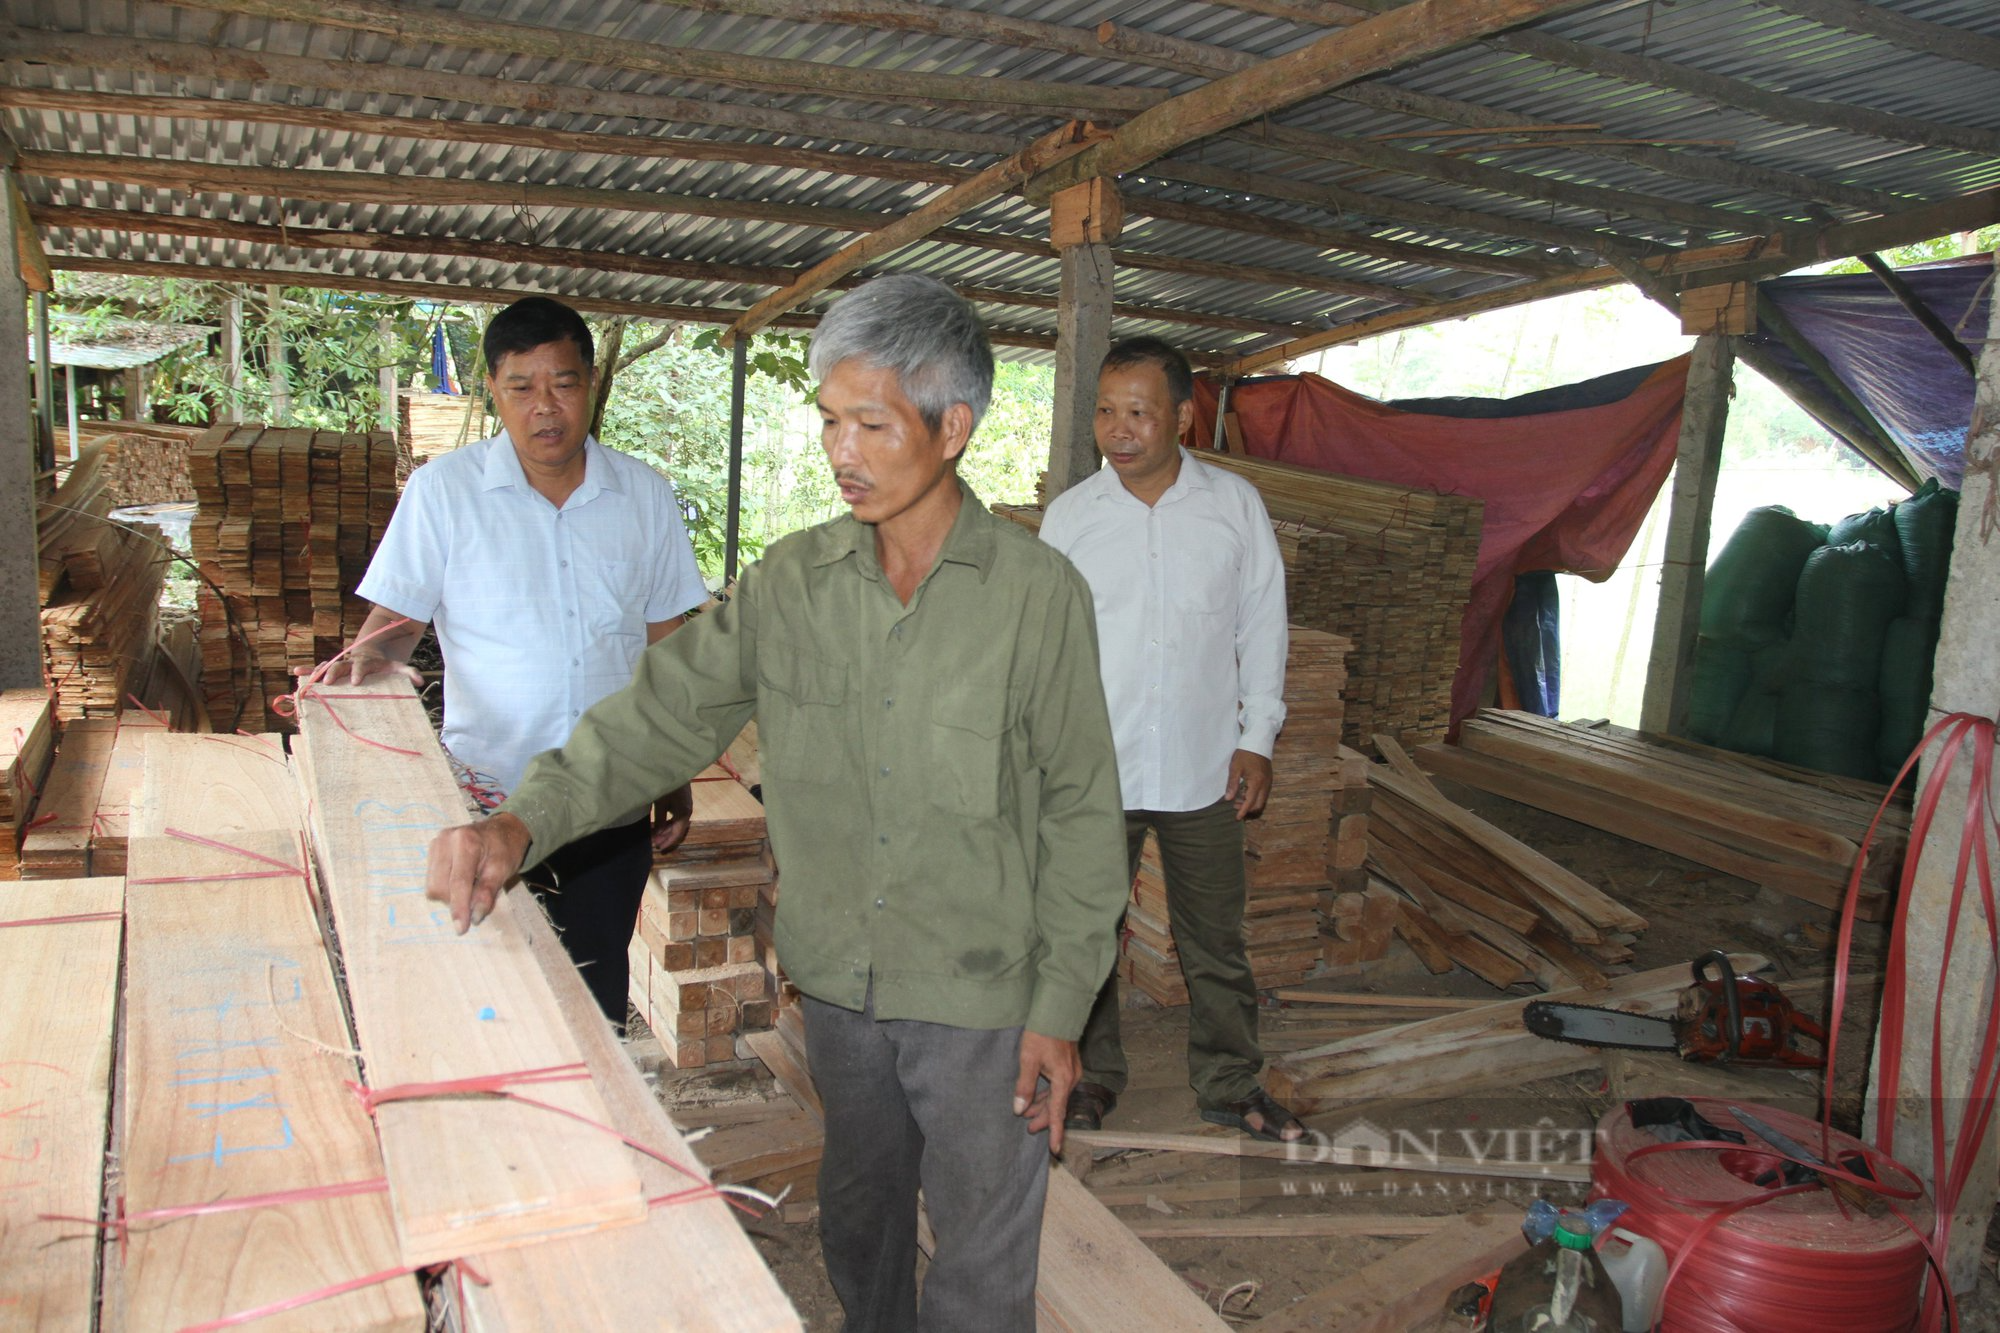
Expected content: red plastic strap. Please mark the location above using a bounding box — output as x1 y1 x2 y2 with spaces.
176 1260 453 1332
272 616 425 757
0 910 121 930
125 828 308 885
124 694 173 728
41 1177 387 1238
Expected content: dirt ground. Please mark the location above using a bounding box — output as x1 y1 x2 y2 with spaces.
648 777 2000 1330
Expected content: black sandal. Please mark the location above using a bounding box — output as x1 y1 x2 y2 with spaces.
1064 1081 1118 1131
1201 1088 1306 1143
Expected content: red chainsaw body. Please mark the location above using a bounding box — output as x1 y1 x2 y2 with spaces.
1673 969 1826 1066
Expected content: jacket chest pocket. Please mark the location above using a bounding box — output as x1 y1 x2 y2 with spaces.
758 652 849 784
928 682 1010 819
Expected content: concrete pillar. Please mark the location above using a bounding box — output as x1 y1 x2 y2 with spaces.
1873 250 2000 1292
265 284 289 425
0 167 41 688
1046 179 1121 502
1639 334 1733 736
376 316 398 433
221 287 243 424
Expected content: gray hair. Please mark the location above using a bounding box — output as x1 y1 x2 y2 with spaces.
808 274 994 433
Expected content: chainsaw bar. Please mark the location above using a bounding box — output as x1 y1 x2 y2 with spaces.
1522 1001 1680 1053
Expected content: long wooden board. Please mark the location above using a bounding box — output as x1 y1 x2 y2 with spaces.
291 678 646 1264
1037 1167 1229 1332
120 831 422 1331
1264 954 1770 1113
83 713 166 876
1258 1205 1527 1333
129 732 298 838
0 878 123 1331
20 719 116 878
457 897 802 1331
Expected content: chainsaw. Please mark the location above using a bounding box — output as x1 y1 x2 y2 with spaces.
1523 951 1826 1068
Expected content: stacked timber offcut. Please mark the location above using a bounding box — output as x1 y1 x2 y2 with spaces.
187 424 399 731
1418 711 1909 919
629 762 777 1067
0 689 56 879
85 419 203 506
1120 629 1370 1004
400 388 484 462
1194 450 1482 751
1363 737 1648 992
37 444 169 721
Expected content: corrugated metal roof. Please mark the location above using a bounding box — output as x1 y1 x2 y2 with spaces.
2 0 1995 366
31 311 215 368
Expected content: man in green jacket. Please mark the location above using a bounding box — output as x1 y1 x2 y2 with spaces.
424 274 1129 1332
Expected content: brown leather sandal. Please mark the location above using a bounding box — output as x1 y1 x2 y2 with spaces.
1064 1081 1118 1131
1201 1088 1306 1143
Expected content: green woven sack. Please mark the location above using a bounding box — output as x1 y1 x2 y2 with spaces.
1687 637 1752 746
1789 541 1907 691
1699 507 1827 648
1720 689 1781 758
1876 616 1939 781
1826 505 1902 561
1892 479 1959 621
1775 683 1881 781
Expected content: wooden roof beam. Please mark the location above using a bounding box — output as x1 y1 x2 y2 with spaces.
166 0 1156 118
32 205 1312 336
1757 0 2000 73
1023 0 1603 202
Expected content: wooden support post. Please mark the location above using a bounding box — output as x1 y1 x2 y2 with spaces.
1875 251 2000 1291
221 286 242 424
725 334 746 583
1046 179 1120 501
63 361 76 459
122 298 148 420
1639 334 1733 738
264 283 289 425
376 315 398 432
32 289 51 472
1859 251 1979 378
0 168 37 691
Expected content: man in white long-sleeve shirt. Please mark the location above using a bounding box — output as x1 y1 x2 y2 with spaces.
1038 337 1304 1143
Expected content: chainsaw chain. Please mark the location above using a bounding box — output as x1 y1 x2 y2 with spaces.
1522 1002 1680 1054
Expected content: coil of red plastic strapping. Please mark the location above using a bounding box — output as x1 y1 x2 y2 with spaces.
1591 1097 1931 1331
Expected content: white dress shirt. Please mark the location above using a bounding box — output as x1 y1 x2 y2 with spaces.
1040 450 1287 813
357 432 708 798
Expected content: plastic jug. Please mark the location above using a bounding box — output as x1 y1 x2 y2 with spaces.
1597 1227 1668 1332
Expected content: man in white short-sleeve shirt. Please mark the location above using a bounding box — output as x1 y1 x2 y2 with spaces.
1038 337 1304 1144
335 296 708 1027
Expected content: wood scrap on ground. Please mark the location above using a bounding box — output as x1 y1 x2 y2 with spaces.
0 878 123 1328
1361 735 1646 992
1419 709 1909 917
1262 953 1769 1115
1256 1205 1528 1333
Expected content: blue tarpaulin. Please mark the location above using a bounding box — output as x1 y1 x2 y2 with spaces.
1754 256 1992 489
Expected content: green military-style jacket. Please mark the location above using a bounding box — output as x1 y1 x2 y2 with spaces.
500 482 1129 1039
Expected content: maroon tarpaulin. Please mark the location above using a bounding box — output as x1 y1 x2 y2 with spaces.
1188 357 1691 730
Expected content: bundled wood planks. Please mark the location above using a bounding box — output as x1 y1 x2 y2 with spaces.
0 688 56 879
1363 737 1646 992
1418 711 1909 919
399 388 485 461
630 763 778 1066
188 424 400 732
0 878 124 1329
38 443 169 722
20 717 116 879
1194 450 1482 752
83 418 203 506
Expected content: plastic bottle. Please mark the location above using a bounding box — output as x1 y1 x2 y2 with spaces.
1597 1228 1668 1333
1491 1207 1625 1332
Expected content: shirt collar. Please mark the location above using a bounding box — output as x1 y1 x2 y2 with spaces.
1101 447 1210 507
482 432 620 505
809 476 998 583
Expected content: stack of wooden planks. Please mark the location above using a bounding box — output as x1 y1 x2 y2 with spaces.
631 763 777 1066
84 418 203 505
400 388 486 461
19 713 173 880
188 424 400 731
1418 711 1909 919
1362 737 1647 992
1120 630 1369 1003
1194 450 1481 752
38 443 169 721
0 688 56 879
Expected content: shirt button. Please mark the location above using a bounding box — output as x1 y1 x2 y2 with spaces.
571 657 580 666
879 766 891 777
884 698 894 709
875 898 885 909
566 610 575 618
892 625 903 638
572 710 580 718
560 560 568 569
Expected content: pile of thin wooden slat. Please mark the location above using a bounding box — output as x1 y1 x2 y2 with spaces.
1119 630 1370 1004
83 419 203 506
37 443 168 721
18 712 167 879
187 424 399 731
1418 710 1910 919
1194 450 1482 752
1362 737 1648 992
400 388 485 461
0 688 56 879
629 761 777 1068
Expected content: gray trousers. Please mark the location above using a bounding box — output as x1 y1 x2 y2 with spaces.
803 989 1050 1333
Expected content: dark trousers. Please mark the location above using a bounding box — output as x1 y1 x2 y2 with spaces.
804 989 1049 1333
1077 799 1264 1108
520 817 652 1032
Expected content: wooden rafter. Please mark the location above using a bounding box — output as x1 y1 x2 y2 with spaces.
1025 0 1603 200
163 0 1158 118
1757 0 2000 73
29 204 1307 337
